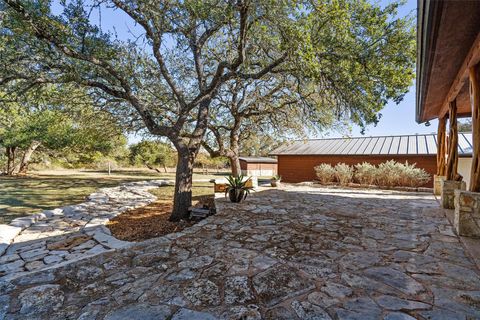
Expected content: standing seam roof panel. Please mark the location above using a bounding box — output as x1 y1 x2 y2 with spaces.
333 139 350 154
398 136 409 154
336 138 357 154
408 135 418 154
320 139 338 154
269 134 472 156
379 137 393 154
417 135 428 154
389 136 401 155
352 138 367 154
407 137 418 154
316 140 334 154
355 137 371 154
295 141 315 154
372 137 386 154
346 138 363 155
462 133 473 150
363 137 379 154
330 139 348 154
459 133 473 153
426 135 437 154
322 139 341 154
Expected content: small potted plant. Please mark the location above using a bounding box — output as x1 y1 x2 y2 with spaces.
271 175 282 187
225 175 253 203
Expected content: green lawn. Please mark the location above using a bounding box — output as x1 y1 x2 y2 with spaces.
0 169 226 224
149 182 214 202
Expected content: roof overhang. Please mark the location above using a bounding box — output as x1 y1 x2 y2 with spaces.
238 157 278 164
416 0 480 123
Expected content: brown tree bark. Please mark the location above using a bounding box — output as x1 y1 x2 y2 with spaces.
470 63 480 191
436 116 447 176
170 148 195 221
446 100 459 181
17 141 41 174
169 99 210 221
229 155 242 177
6 146 16 175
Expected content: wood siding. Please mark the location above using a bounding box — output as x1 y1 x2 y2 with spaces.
240 160 277 172
277 155 437 187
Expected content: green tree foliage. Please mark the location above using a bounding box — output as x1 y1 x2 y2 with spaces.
194 153 228 171
238 133 284 158
1 0 415 219
458 119 472 133
0 86 126 174
129 140 176 172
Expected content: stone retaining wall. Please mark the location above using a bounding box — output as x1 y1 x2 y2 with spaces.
454 190 480 237
441 180 466 209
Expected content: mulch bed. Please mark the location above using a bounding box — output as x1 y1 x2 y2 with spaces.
107 196 214 242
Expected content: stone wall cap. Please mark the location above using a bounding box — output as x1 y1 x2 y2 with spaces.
454 189 480 196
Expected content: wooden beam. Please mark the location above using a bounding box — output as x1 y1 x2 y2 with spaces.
470 63 480 191
439 32 480 119
446 99 459 180
437 115 447 176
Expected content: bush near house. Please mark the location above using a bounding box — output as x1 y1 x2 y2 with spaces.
376 160 430 187
354 162 377 185
314 164 336 184
335 163 354 186
315 160 430 188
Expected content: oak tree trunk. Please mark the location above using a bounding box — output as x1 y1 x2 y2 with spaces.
230 155 242 177
170 149 195 222
170 150 195 221
170 99 210 221
6 146 16 175
18 141 41 174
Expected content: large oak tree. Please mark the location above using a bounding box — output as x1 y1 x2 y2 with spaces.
0 0 415 220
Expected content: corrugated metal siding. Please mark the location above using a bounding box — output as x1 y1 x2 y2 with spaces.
270 133 473 156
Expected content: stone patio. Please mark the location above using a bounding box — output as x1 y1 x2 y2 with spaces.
1 185 480 319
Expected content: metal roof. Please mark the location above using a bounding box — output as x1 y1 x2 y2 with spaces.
239 156 278 163
270 133 473 156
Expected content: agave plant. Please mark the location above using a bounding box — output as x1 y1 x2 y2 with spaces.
271 174 282 187
225 175 253 203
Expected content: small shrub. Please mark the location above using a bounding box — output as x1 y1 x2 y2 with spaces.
354 162 377 185
314 163 336 184
335 163 354 186
376 160 430 187
400 162 431 187
376 160 402 187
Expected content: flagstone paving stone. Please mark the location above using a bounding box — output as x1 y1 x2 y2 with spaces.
1 185 480 319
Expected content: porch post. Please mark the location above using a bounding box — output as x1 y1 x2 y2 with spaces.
446 99 459 181
469 63 480 192
437 116 447 176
